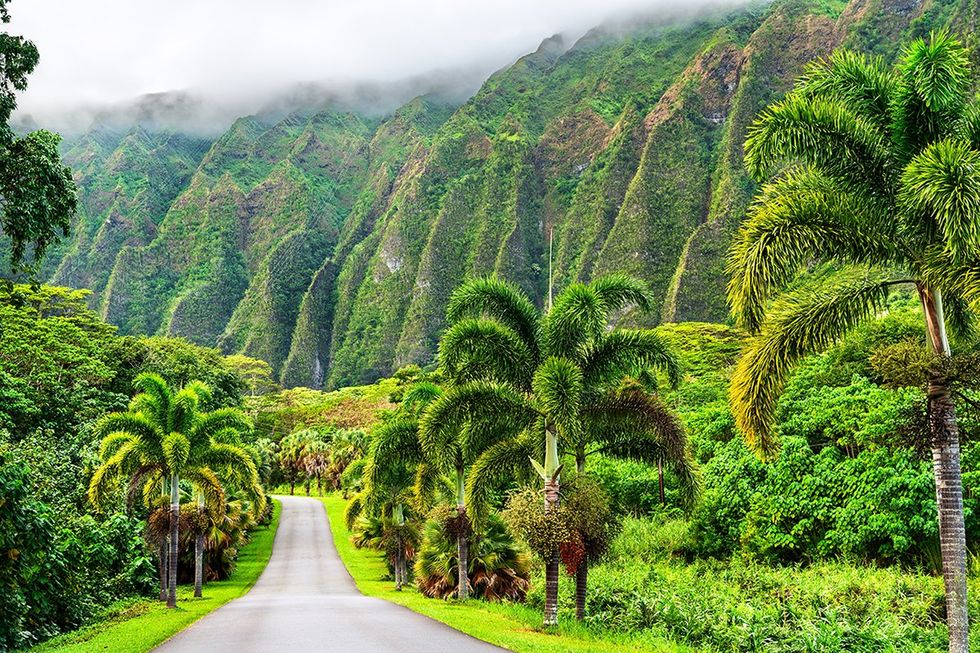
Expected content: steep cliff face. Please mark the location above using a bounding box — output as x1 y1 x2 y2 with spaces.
46 0 973 388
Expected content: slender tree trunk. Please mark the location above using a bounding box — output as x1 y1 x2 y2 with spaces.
920 286 969 653
194 532 205 598
574 452 587 620
395 541 404 591
167 472 179 609
455 470 469 601
289 479 295 495
544 478 560 627
575 557 588 620
158 540 168 602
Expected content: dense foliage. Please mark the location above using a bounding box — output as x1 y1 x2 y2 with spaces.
0 285 261 648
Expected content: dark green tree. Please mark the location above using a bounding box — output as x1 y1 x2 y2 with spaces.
0 0 77 277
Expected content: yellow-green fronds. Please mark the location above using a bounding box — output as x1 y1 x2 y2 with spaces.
88 441 137 511
580 328 681 388
727 168 894 332
730 269 893 459
162 432 190 471
743 94 892 188
796 50 895 129
532 357 582 441
900 138 980 264
587 273 653 314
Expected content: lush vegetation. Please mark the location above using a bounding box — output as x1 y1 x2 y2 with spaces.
0 285 274 650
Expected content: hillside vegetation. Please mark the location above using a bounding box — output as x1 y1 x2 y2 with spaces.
27 0 977 389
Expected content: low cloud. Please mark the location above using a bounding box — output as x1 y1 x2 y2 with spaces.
10 0 756 134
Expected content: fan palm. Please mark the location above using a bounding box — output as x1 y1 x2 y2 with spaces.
423 275 698 625
88 373 263 607
727 32 980 652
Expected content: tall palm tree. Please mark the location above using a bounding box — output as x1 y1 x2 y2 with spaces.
423 275 698 625
89 373 263 608
363 383 444 590
727 32 980 652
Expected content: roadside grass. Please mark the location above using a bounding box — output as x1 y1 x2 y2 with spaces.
33 500 282 653
320 494 693 653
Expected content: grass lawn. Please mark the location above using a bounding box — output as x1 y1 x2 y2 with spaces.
33 500 282 653
320 494 693 653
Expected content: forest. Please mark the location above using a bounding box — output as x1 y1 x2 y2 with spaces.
4 0 980 652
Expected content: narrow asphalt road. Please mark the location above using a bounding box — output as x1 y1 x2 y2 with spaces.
155 495 506 652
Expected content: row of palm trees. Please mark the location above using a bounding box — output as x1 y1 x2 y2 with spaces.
88 374 265 607
278 427 367 495
356 274 700 625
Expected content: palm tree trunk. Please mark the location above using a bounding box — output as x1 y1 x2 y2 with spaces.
544 477 560 627
574 452 587 620
920 286 969 653
194 532 204 598
289 478 295 495
167 472 179 609
575 557 588 620
455 470 469 601
158 540 168 602
930 375 969 653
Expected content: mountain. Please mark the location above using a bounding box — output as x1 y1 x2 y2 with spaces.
35 0 978 389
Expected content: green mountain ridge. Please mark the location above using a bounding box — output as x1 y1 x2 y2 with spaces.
40 0 977 388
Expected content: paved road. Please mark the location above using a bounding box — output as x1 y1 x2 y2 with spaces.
155 495 506 652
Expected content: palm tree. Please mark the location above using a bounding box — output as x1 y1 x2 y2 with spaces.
278 430 314 495
362 383 444 590
727 33 980 652
89 373 263 608
423 275 697 625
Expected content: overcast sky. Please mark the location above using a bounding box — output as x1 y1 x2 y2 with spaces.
9 0 749 130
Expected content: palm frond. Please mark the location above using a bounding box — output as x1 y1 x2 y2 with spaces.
192 408 251 447
466 432 538 525
587 273 653 315
580 329 681 388
162 432 191 472
171 386 204 434
401 382 443 415
184 467 227 520
131 372 172 423
893 32 972 155
93 412 162 449
369 418 424 488
88 441 138 510
532 357 583 440
439 318 535 388
796 49 896 130
727 167 895 331
900 138 980 264
731 268 894 458
543 284 603 356
744 94 893 190
419 381 535 471
446 278 541 358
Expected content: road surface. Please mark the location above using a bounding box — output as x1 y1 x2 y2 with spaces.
155 495 506 652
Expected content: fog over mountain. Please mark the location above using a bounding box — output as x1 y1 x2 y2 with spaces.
11 0 755 134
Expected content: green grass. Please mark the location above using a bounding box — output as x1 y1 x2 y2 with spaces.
320 494 692 653
34 500 282 653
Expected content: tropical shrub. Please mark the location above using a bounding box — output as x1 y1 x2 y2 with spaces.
415 507 531 601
